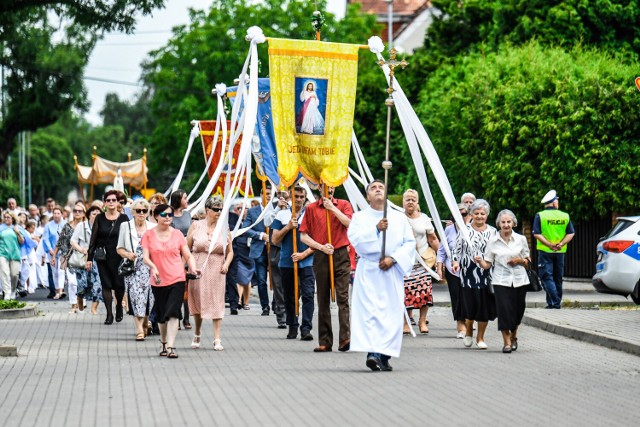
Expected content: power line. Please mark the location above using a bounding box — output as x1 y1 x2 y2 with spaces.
84 76 141 87
95 42 167 47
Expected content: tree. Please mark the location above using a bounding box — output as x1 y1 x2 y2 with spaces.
141 0 379 190
0 1 166 170
413 42 640 220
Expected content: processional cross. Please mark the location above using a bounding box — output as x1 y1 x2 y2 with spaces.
377 48 408 259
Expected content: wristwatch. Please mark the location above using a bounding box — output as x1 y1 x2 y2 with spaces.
390 257 397 265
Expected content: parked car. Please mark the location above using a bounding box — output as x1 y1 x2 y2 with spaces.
592 216 640 304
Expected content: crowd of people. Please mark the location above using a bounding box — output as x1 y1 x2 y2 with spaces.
0 184 574 368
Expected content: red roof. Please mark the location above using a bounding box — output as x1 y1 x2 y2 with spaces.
354 0 430 16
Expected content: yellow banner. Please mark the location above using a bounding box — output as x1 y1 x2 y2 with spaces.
268 38 360 187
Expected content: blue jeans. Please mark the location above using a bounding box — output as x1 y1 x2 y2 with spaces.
281 266 315 333
537 251 565 308
254 251 269 310
367 352 390 363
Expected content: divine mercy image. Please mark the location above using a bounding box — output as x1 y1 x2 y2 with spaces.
295 78 327 135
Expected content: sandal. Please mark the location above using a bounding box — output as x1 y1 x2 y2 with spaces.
502 345 512 354
213 339 224 351
136 333 145 341
243 304 250 310
167 347 178 359
403 325 411 335
159 341 168 357
191 335 201 349
511 337 518 351
419 322 429 334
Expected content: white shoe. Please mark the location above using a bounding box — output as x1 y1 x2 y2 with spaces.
191 335 201 349
463 336 473 347
456 332 466 339
213 339 224 351
476 341 488 350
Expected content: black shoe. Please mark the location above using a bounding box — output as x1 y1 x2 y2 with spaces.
261 308 270 316
277 323 287 329
380 359 393 372
104 315 114 325
115 305 123 322
18 290 28 298
286 326 297 339
366 356 381 371
60 292 67 299
230 308 238 315
301 332 314 341
46 292 55 299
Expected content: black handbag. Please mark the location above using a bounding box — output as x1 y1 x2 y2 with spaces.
118 222 136 277
525 260 543 292
94 246 107 261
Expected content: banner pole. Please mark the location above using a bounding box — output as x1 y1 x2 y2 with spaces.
291 185 299 315
324 184 336 302
262 179 273 291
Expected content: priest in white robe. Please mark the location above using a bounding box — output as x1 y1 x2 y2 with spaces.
348 179 416 371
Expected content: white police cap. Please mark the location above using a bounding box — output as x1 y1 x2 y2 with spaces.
541 190 558 204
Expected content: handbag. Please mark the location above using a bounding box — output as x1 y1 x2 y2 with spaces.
118 222 136 277
525 259 543 292
420 247 437 269
68 223 88 269
94 246 107 261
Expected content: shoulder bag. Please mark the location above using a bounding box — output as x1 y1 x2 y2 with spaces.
68 223 88 269
525 259 543 292
118 222 136 277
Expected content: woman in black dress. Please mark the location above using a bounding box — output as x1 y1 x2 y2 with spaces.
87 190 129 325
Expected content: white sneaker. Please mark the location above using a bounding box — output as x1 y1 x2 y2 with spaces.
463 336 473 347
456 332 466 339
476 341 488 350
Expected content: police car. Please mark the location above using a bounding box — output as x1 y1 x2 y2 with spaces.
592 216 640 304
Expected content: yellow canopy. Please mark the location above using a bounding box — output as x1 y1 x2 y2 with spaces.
74 149 148 200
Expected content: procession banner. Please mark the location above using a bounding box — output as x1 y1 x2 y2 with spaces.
268 38 360 187
200 120 253 196
227 78 280 185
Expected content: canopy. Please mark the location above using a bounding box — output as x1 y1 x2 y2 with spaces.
74 149 148 192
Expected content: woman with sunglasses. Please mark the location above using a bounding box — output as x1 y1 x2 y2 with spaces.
117 199 156 341
71 205 103 315
142 204 200 359
87 190 130 325
147 193 167 225
186 196 233 351
169 189 192 330
436 203 472 338
52 201 85 311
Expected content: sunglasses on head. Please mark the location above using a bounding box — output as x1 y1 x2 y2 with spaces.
105 198 117 202
134 209 149 214
158 212 174 218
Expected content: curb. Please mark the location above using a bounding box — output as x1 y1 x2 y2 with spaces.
0 345 18 357
522 315 640 357
0 306 38 320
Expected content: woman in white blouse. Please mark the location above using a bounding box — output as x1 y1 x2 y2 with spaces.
474 209 530 354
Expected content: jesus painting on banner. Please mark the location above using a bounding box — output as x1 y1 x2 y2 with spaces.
295 78 327 135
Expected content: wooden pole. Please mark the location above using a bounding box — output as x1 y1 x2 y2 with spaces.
89 146 97 203
261 180 273 291
291 185 299 315
127 152 132 197
324 185 336 302
143 148 148 194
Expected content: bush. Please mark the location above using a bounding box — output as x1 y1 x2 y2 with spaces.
0 300 26 310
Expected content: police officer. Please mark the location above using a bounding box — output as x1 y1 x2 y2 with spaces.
533 190 575 309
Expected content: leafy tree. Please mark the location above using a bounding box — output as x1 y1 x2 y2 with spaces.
141 0 379 190
0 1 166 170
413 41 640 220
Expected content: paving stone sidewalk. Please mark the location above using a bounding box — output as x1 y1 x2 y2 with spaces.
1 301 638 427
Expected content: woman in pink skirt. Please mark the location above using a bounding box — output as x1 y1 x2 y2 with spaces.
187 196 234 351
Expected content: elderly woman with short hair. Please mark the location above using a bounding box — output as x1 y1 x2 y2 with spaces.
117 199 156 341
402 189 439 334
475 210 530 353
186 196 233 350
452 199 497 350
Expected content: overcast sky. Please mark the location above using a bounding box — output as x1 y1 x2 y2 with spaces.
84 0 346 125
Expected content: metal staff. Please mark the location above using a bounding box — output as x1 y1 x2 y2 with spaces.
261 179 273 291
377 48 407 259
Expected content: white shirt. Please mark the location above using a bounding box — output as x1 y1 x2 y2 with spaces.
483 232 530 288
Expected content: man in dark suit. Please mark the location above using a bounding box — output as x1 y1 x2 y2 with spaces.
241 185 273 315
